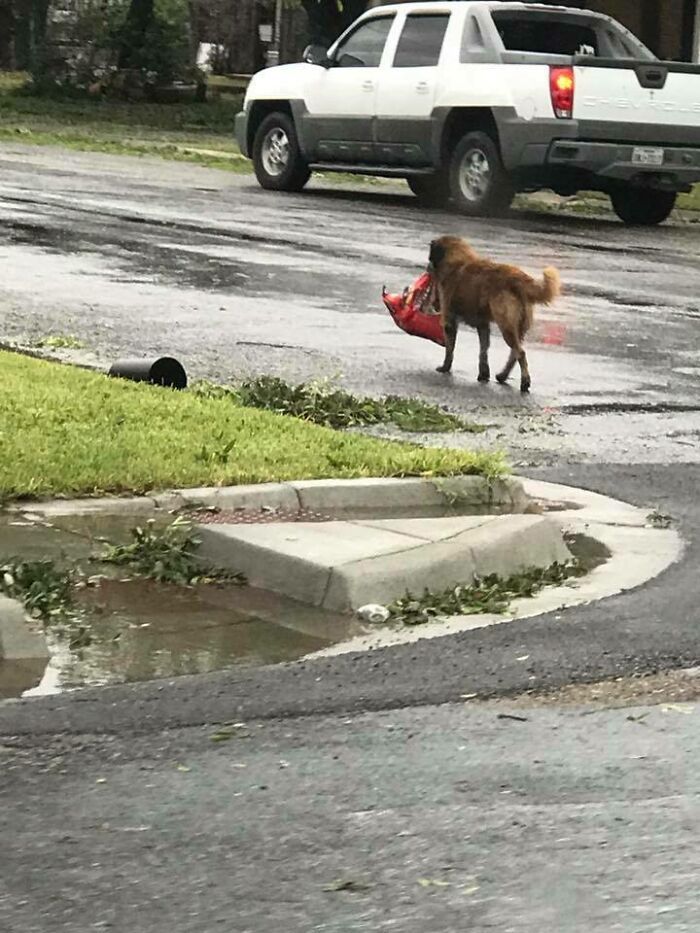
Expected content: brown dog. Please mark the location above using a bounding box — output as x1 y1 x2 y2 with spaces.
428 235 561 393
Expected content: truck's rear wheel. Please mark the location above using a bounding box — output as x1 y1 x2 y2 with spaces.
406 173 450 208
610 187 677 226
252 112 310 192
449 131 514 217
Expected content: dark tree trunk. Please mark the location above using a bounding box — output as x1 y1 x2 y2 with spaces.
14 0 51 70
226 0 262 73
0 0 15 69
117 0 155 69
300 0 367 48
279 7 308 64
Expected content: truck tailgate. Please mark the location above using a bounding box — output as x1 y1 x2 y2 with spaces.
573 59 700 132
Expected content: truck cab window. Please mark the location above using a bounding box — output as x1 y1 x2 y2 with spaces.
393 14 450 67
334 17 394 68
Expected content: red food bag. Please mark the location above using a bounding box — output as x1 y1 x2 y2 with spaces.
382 272 445 347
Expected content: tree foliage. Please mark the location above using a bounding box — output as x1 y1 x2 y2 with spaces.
285 0 369 47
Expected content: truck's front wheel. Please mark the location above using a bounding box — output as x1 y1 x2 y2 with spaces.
610 187 677 226
449 131 514 217
252 112 310 192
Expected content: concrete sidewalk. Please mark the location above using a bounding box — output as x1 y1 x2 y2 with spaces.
198 513 569 612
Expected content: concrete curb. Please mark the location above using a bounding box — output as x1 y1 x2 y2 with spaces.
4 475 679 670
0 594 49 663
0 474 524 662
10 475 524 520
308 477 684 658
197 513 570 612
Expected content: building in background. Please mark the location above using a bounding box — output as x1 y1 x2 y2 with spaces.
558 0 700 61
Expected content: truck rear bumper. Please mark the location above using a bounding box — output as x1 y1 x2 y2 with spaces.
546 139 700 189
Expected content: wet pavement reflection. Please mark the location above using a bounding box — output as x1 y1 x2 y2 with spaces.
0 513 358 698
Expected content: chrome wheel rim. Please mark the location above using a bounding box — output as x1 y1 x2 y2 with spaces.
261 127 290 177
459 147 491 203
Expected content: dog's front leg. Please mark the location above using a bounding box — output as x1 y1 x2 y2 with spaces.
437 315 457 374
477 324 490 382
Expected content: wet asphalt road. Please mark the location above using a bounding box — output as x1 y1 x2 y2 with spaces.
2 145 700 467
2 146 700 931
4 699 700 933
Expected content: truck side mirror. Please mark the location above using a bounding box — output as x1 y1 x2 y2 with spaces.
303 44 332 67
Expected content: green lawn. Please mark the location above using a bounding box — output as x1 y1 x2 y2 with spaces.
0 72 249 171
0 351 504 500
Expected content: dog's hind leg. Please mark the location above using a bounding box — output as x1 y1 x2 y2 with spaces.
496 328 530 393
516 310 532 393
517 347 531 393
437 314 458 374
477 324 490 382
495 342 517 385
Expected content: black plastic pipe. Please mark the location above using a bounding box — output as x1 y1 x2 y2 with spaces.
108 357 187 390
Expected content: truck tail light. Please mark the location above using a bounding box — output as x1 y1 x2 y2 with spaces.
550 66 574 119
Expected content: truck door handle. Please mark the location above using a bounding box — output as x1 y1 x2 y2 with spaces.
416 81 430 93
362 80 374 91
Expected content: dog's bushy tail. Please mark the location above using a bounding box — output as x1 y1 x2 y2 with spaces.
525 267 561 305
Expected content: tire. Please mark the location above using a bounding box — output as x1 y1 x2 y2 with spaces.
252 111 310 192
406 173 450 208
448 130 514 217
610 187 677 226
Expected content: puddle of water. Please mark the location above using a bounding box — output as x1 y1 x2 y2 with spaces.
0 658 48 700
1 502 601 699
565 532 612 573
30 577 355 695
0 515 96 563
0 512 359 698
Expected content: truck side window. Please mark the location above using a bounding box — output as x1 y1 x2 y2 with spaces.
493 14 599 57
334 17 394 68
393 14 450 68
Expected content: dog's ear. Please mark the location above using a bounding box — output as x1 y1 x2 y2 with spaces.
428 239 446 270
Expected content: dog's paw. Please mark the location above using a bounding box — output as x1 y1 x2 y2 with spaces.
520 379 531 394
436 365 452 374
495 372 508 385
477 370 490 383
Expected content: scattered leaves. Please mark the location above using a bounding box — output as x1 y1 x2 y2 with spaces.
35 334 86 350
647 510 673 529
323 879 371 893
193 376 485 434
387 562 586 626
210 724 251 742
100 517 245 586
68 625 93 650
0 557 95 647
0 558 73 620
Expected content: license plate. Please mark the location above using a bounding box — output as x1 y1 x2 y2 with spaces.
632 146 664 166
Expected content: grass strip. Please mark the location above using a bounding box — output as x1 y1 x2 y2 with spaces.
0 351 504 500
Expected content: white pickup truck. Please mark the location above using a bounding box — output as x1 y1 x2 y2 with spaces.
235 1 700 225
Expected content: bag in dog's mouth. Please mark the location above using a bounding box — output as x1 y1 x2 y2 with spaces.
382 272 445 347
